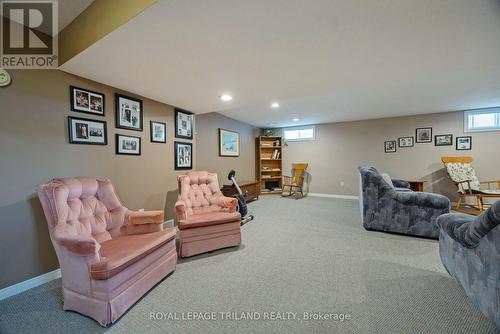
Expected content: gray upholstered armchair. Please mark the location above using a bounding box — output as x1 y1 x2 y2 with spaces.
437 200 500 328
358 165 450 239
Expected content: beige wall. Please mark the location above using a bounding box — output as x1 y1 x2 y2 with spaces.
195 112 259 185
0 69 194 289
283 111 500 199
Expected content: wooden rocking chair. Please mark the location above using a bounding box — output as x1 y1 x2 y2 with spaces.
282 163 308 199
442 156 500 214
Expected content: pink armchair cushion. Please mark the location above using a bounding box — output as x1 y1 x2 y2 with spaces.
218 196 238 209
90 229 176 280
127 210 164 225
178 211 241 230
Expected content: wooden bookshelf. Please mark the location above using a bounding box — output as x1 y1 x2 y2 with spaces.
256 136 283 195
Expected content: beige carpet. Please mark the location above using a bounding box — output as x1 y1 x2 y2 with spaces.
0 196 497 334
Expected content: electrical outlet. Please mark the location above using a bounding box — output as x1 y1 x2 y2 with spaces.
340 181 345 187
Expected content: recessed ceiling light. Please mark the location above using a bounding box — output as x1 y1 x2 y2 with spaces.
271 102 280 109
292 118 300 122
220 94 232 101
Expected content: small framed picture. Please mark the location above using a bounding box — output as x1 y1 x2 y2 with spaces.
398 136 414 148
435 134 453 146
115 93 143 131
70 86 105 116
219 128 240 157
150 121 166 143
416 127 432 143
175 141 193 170
175 108 194 139
456 136 472 150
116 134 141 155
384 140 397 153
68 116 107 145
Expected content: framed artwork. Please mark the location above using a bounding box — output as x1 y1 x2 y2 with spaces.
219 128 240 157
435 134 453 146
384 140 396 153
68 116 107 145
115 93 143 131
175 108 194 139
70 86 105 116
398 136 414 148
150 121 166 143
116 134 141 155
174 141 193 170
416 127 432 143
456 136 472 150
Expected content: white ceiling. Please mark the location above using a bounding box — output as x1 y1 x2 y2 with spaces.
58 0 94 31
61 0 500 128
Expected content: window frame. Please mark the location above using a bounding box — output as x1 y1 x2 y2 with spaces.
283 125 316 142
464 108 500 133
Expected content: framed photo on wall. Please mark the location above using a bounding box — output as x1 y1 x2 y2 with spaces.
116 134 141 155
175 141 193 170
219 128 240 157
175 108 194 139
415 127 432 143
115 93 143 131
384 140 396 153
150 121 166 143
68 116 107 145
456 136 472 150
398 136 414 148
70 86 105 116
435 134 453 146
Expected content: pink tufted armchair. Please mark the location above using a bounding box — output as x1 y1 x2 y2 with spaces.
37 177 177 326
175 171 241 257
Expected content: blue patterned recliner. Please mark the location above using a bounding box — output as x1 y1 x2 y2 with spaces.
437 200 500 328
358 165 450 239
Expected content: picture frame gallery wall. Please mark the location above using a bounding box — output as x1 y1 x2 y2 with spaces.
66 85 194 169
384 126 473 153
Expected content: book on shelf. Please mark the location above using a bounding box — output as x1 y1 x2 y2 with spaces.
272 149 281 159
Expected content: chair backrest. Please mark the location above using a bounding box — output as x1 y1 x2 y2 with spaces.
291 163 308 185
358 165 395 221
441 156 480 192
37 177 128 243
177 171 225 216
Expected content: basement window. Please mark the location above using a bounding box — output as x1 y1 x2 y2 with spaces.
464 108 500 132
283 125 315 141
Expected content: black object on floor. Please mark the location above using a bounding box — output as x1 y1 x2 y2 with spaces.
228 169 255 226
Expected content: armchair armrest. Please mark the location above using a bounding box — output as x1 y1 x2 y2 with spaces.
392 191 450 210
175 200 187 220
127 210 164 225
218 195 238 212
391 179 410 189
480 180 500 189
53 224 100 256
437 200 500 248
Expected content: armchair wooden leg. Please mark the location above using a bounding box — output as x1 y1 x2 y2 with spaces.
478 196 484 212
455 196 463 211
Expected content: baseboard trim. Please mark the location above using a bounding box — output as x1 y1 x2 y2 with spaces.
308 193 359 200
0 268 61 301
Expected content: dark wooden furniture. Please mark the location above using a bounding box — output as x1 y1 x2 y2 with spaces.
408 181 426 192
221 180 260 202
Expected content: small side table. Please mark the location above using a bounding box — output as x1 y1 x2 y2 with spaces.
407 181 426 192
221 181 259 202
